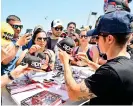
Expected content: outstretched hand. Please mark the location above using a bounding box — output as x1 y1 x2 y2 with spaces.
76 52 90 64
10 64 31 79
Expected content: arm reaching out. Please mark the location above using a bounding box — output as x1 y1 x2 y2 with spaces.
1 64 30 87
58 50 96 101
77 53 101 70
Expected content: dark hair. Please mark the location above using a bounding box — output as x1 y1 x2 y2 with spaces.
6 15 21 23
102 33 131 47
67 22 76 28
51 20 54 28
32 28 47 44
112 33 130 46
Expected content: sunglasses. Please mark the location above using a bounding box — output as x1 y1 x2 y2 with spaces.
96 34 109 40
10 24 23 29
54 27 63 31
37 37 47 42
80 35 88 39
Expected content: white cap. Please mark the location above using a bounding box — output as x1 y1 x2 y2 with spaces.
51 19 63 27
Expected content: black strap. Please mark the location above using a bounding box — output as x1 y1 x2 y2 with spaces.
86 48 93 61
7 71 14 80
75 47 79 54
47 37 51 49
75 46 92 61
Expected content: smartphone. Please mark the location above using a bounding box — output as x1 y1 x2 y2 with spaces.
25 29 33 34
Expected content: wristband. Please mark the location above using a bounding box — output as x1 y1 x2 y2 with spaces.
7 71 14 80
14 43 20 48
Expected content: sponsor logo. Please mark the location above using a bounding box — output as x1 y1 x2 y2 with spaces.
31 62 41 69
63 44 72 53
2 32 14 40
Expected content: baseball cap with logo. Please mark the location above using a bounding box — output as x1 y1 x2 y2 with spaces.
57 37 75 54
87 11 133 36
21 52 47 70
1 22 14 46
51 19 63 28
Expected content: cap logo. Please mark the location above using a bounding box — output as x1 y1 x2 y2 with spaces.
63 44 72 52
31 61 41 69
2 32 14 40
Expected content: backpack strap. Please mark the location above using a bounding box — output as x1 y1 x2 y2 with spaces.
47 37 51 49
75 46 79 55
86 48 93 61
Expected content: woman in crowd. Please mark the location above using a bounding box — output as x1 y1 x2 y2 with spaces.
70 29 100 67
17 28 55 71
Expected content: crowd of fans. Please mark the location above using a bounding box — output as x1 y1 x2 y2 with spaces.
1 0 133 105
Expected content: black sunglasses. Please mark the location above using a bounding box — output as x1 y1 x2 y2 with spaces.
37 37 47 42
80 35 88 39
96 33 109 40
54 27 63 31
10 24 23 29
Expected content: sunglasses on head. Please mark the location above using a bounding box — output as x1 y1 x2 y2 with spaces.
80 35 88 39
10 24 23 29
54 27 63 31
37 37 47 42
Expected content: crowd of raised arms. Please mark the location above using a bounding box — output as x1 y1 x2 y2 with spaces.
1 0 133 105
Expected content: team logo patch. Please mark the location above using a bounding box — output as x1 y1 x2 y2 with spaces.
63 44 72 53
2 32 14 40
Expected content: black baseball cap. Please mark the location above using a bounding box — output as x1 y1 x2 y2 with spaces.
57 37 75 54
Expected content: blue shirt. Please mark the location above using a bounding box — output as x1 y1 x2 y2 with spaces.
22 39 33 50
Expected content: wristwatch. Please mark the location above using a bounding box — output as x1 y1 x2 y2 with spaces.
14 43 20 48
7 71 14 80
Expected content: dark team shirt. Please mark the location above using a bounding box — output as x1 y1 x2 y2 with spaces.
85 56 133 105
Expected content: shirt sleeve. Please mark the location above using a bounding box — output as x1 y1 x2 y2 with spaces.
84 64 121 97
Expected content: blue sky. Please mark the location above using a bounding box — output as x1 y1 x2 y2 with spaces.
1 0 133 34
